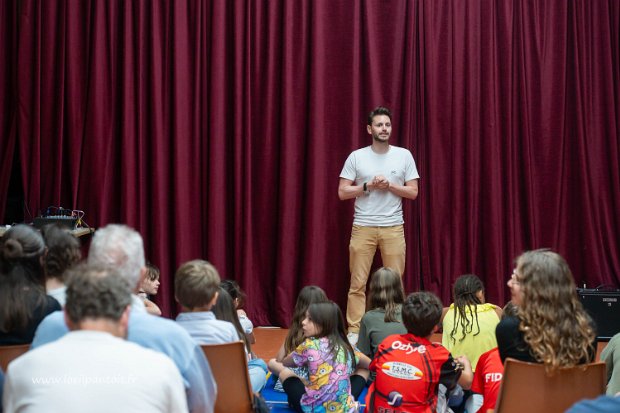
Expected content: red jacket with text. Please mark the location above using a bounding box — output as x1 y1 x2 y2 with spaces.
365 333 461 413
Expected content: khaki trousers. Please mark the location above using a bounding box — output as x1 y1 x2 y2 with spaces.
346 224 405 332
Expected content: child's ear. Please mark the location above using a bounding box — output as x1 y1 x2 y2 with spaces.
432 324 440 334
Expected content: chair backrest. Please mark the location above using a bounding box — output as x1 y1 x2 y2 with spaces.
0 344 30 371
495 358 606 413
201 341 253 413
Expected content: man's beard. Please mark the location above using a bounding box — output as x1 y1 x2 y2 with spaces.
373 132 389 142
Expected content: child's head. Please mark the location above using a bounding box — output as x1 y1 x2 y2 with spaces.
453 274 484 305
174 260 220 310
448 274 485 343
304 301 356 363
304 301 343 338
211 287 238 323
402 292 443 337
293 286 329 321
212 287 252 353
41 224 82 281
284 285 329 353
140 262 160 296
367 267 405 322
220 279 246 309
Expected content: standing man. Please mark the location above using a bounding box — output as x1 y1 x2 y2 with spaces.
338 106 419 345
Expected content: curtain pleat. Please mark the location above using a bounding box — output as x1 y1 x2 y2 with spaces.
1 0 618 324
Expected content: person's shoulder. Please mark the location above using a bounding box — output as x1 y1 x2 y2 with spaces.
123 338 181 365
478 302 502 316
389 145 414 155
499 315 519 325
8 334 64 371
362 308 386 320
478 347 500 363
31 310 67 348
294 336 316 351
496 315 520 335
130 312 196 345
43 295 62 312
348 146 372 156
213 318 238 332
39 309 64 324
566 396 620 413
608 332 620 345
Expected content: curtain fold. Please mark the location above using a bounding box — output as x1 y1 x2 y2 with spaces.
0 0 18 221
3 0 619 324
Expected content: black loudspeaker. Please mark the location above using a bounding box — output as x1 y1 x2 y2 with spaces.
577 289 620 340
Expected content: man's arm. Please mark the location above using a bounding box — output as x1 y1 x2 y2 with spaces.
338 178 365 200
388 178 418 200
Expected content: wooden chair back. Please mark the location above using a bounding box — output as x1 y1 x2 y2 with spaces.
494 358 606 413
201 341 254 413
0 344 30 371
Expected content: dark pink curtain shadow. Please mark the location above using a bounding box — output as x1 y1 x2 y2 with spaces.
2 0 619 326
0 0 18 221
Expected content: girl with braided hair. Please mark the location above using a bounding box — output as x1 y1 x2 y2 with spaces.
442 274 502 370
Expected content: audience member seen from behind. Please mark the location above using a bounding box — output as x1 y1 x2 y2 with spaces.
175 260 239 344
30 224 217 413
601 327 620 395
273 285 329 392
358 267 407 359
466 302 518 413
220 279 255 344
212 287 268 392
3 264 187 413
0 224 60 345
138 262 162 316
268 301 371 413
442 274 502 371
366 291 473 413
496 249 597 371
41 224 82 306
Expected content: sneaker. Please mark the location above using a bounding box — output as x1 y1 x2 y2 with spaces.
347 332 359 347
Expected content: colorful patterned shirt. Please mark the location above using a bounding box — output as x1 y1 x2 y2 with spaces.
292 336 359 413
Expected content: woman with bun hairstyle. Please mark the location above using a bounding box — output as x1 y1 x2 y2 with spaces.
496 249 596 372
41 224 82 306
0 225 61 344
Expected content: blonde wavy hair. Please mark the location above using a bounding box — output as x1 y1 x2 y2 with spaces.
516 249 595 373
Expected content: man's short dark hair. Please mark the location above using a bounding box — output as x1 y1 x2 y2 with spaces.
367 106 392 125
402 291 443 337
65 264 133 324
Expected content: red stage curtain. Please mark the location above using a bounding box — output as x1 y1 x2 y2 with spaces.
2 0 619 325
0 0 18 221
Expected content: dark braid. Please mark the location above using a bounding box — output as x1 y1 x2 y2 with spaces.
449 274 484 344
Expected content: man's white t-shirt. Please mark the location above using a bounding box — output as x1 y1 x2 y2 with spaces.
3 330 188 413
340 145 419 226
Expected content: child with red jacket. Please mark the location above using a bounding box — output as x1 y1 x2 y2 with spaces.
366 291 473 413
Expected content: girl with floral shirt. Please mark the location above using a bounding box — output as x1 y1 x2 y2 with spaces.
268 301 370 413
